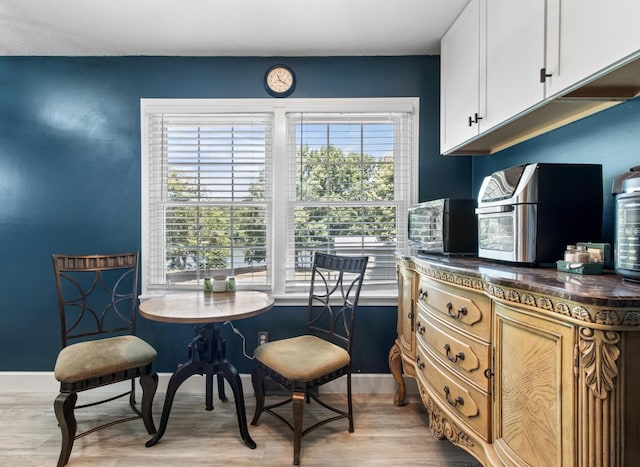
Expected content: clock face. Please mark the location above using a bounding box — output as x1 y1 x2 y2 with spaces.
265 65 295 97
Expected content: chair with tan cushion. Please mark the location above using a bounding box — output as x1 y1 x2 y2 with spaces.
52 252 158 467
250 252 368 465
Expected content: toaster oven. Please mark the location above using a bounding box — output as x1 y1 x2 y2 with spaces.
475 163 603 264
408 198 477 255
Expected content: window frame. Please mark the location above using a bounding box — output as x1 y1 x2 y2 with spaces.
141 98 420 305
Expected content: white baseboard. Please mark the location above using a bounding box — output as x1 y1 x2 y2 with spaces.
0 371 418 396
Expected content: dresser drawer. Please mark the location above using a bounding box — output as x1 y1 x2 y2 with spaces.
417 276 491 341
416 340 491 441
416 306 491 391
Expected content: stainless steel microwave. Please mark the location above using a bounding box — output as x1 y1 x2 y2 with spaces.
408 198 477 255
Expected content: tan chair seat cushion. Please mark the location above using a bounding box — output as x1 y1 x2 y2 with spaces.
253 335 350 382
54 335 157 383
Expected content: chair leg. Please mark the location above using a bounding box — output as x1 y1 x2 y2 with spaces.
250 366 266 425
129 378 137 406
54 392 77 467
292 391 305 466
347 373 354 432
140 373 158 434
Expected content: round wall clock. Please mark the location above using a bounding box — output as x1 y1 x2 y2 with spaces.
264 64 296 97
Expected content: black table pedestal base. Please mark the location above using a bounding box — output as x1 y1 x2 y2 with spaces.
145 324 256 449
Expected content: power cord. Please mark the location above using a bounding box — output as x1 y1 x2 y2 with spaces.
223 320 254 360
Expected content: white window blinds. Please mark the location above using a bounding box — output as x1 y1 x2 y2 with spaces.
145 113 272 291
284 112 413 291
141 98 418 300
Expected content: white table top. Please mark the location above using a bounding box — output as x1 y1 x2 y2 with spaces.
139 291 274 324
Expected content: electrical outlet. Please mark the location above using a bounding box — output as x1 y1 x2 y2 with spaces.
258 331 268 346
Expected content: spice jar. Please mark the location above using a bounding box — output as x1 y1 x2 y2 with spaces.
564 245 577 262
575 245 590 263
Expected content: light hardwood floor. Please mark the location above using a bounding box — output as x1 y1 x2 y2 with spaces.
0 389 481 466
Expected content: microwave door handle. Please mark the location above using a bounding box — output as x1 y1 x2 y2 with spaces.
475 205 515 214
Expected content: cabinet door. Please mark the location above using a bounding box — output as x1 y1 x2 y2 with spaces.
440 0 483 153
397 265 416 356
545 0 640 97
483 0 546 131
493 302 576 467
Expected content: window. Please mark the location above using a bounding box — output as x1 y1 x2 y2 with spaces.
144 112 272 291
141 99 419 303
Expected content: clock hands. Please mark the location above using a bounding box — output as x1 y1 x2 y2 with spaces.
265 65 294 96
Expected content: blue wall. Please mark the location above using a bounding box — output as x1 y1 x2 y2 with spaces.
3 56 638 376
471 97 640 244
0 56 474 374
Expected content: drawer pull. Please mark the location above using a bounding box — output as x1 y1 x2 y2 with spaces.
416 321 426 335
416 356 425 370
418 289 428 300
446 302 467 319
444 343 465 363
443 385 464 408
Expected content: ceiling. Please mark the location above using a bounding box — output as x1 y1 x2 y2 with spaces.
0 0 469 56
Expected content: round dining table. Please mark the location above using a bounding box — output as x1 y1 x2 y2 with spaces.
139 290 274 449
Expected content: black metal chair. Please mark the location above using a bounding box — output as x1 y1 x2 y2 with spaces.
250 252 369 465
52 252 158 467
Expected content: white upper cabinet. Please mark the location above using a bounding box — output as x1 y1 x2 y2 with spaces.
440 0 485 153
483 0 546 131
544 0 640 97
440 0 640 155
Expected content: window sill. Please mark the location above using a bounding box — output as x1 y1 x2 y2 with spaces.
271 293 398 307
140 289 398 307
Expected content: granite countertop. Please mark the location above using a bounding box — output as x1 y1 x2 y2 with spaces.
397 252 640 308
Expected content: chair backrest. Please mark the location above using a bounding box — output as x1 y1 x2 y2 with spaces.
52 252 140 348
306 252 369 354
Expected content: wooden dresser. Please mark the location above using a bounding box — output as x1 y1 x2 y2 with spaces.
389 254 640 466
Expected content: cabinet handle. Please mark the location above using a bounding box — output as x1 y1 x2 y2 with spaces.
484 368 494 379
443 385 464 408
409 299 415 332
540 67 552 83
418 289 428 300
416 356 425 370
446 302 467 319
444 343 465 363
467 112 483 127
416 321 426 335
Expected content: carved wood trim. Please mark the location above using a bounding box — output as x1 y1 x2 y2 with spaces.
577 328 624 465
414 262 485 292
388 342 407 407
405 260 640 328
578 327 621 400
489 285 640 327
419 385 475 447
